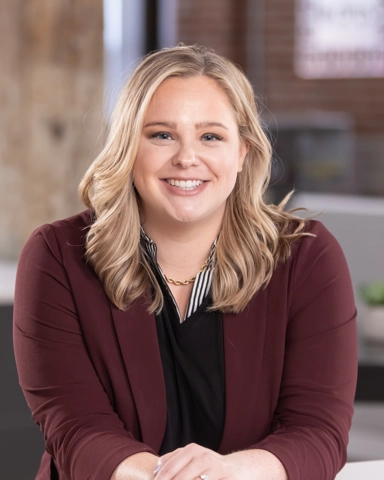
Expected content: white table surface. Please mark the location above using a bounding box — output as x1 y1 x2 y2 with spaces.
0 260 17 304
335 460 384 479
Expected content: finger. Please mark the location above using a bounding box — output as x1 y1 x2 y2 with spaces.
158 445 219 480
169 456 215 480
153 458 163 476
160 449 181 464
156 450 194 480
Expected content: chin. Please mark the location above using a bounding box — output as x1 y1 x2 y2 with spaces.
168 209 207 224
169 205 224 226
173 214 201 224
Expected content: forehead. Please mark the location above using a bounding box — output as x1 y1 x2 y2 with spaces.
145 75 237 122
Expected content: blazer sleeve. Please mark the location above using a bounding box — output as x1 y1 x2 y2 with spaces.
13 225 157 480
249 221 358 480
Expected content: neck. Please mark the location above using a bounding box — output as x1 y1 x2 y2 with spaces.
141 216 221 276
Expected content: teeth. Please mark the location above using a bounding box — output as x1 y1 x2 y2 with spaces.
166 179 204 190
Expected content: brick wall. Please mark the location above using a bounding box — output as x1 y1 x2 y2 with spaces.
264 0 384 136
177 0 247 70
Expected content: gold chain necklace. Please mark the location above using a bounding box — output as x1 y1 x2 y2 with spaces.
164 262 209 286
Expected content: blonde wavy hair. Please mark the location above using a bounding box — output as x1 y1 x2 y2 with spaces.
79 44 310 313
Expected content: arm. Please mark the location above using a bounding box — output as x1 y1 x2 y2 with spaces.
13 226 157 480
249 221 358 479
111 452 159 480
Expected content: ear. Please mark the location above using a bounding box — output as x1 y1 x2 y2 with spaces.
237 140 250 173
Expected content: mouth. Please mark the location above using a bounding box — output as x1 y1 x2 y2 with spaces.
165 179 205 191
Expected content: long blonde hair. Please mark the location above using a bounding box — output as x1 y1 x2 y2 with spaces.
79 44 310 313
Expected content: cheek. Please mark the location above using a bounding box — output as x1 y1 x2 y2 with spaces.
133 152 150 180
132 163 140 187
132 158 148 194
220 153 242 180
134 146 166 178
223 157 242 193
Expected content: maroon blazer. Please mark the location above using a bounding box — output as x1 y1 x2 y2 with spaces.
13 210 357 480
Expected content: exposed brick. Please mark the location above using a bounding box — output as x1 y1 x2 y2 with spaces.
176 0 247 67
263 0 384 135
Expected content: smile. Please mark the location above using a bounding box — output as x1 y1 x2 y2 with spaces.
165 179 205 190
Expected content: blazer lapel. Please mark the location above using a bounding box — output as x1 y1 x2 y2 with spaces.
111 296 167 452
218 288 268 454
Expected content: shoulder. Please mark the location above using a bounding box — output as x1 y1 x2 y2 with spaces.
286 218 353 305
21 210 93 265
32 209 93 241
28 209 92 247
272 218 351 298
289 218 344 265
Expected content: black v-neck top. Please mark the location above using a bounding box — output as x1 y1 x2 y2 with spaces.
140 230 226 454
155 284 225 454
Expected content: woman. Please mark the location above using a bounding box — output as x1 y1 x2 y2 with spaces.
14 45 357 480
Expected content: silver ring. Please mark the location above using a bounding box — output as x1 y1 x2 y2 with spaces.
200 476 210 480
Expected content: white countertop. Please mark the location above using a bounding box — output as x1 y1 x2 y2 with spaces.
336 460 384 479
0 260 17 304
290 192 384 216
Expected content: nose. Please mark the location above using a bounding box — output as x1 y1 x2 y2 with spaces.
172 143 199 168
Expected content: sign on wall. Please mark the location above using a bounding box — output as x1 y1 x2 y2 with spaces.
295 0 384 78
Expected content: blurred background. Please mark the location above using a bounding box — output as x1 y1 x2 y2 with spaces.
1 0 384 478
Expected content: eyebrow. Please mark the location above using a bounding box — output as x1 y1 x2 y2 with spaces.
196 121 228 130
144 121 177 129
143 121 228 130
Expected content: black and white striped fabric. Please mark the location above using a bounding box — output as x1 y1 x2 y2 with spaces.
140 227 216 322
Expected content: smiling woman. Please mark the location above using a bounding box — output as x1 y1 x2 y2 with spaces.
13 45 357 480
134 76 247 229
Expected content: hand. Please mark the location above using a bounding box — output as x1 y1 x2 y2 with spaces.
155 443 287 480
155 443 246 480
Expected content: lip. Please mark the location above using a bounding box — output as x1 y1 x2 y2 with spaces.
162 178 207 181
162 178 208 196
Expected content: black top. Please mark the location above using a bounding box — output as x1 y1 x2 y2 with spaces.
155 282 225 455
140 230 226 454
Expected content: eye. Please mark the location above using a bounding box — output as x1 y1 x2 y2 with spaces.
151 132 173 141
202 133 222 142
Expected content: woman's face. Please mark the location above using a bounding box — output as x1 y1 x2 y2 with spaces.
133 75 248 229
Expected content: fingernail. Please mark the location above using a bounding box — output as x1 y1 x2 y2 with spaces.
153 459 162 476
